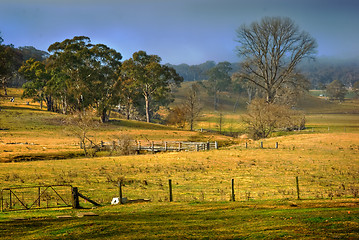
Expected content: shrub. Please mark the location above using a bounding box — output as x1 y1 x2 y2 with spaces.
243 99 305 139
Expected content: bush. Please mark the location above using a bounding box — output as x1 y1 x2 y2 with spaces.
113 134 136 155
243 99 305 139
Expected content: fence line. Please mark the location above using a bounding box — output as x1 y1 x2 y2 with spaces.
96 141 218 153
2 175 357 211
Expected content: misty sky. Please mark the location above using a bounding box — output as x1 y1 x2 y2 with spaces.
1 0 359 64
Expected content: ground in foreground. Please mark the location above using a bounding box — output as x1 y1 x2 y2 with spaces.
0 200 358 239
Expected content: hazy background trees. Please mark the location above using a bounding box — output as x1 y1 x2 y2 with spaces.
204 61 232 110
326 80 348 102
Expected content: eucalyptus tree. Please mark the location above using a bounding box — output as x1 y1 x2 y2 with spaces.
18 58 52 110
0 36 22 95
235 17 317 104
47 36 122 122
122 51 183 123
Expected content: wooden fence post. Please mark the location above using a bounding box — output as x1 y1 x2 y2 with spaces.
165 142 167 151
38 187 41 207
119 181 123 204
72 187 80 209
260 142 263 149
112 141 116 151
138 141 141 151
151 141 154 153
169 179 173 202
231 179 235 202
207 142 210 150
296 176 300 200
1 190 3 212
275 142 278 149
245 142 248 149
196 144 199 152
9 190 12 209
215 141 218 149
178 142 181 151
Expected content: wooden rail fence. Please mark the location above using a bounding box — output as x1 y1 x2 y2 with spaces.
96 141 218 153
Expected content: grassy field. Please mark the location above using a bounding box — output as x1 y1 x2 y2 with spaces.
0 88 358 239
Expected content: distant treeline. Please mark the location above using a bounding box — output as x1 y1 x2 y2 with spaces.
167 59 359 89
166 61 240 82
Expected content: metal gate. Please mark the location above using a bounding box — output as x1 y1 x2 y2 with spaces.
1 185 72 211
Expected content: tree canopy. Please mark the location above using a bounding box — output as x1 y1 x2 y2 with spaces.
235 17 317 104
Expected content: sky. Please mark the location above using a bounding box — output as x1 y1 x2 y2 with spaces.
1 0 359 65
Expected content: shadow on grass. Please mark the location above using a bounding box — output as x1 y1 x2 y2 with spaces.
107 119 176 131
1 105 47 113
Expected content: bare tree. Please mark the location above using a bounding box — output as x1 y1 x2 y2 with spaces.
64 111 99 157
183 83 202 131
235 17 317 103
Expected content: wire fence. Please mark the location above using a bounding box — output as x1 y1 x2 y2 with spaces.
94 175 359 205
2 175 357 211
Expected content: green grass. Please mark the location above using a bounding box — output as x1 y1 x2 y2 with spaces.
0 200 358 239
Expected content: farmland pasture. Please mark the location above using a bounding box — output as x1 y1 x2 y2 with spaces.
0 88 358 239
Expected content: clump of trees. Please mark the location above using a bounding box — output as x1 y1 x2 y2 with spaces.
18 36 183 123
326 79 348 102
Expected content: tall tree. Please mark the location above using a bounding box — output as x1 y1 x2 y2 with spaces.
205 61 232 110
235 17 317 103
122 51 183 123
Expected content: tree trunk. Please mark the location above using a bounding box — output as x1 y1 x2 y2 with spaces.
46 96 52 111
101 108 110 123
144 94 150 123
213 91 218 111
266 89 275 103
126 101 130 120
